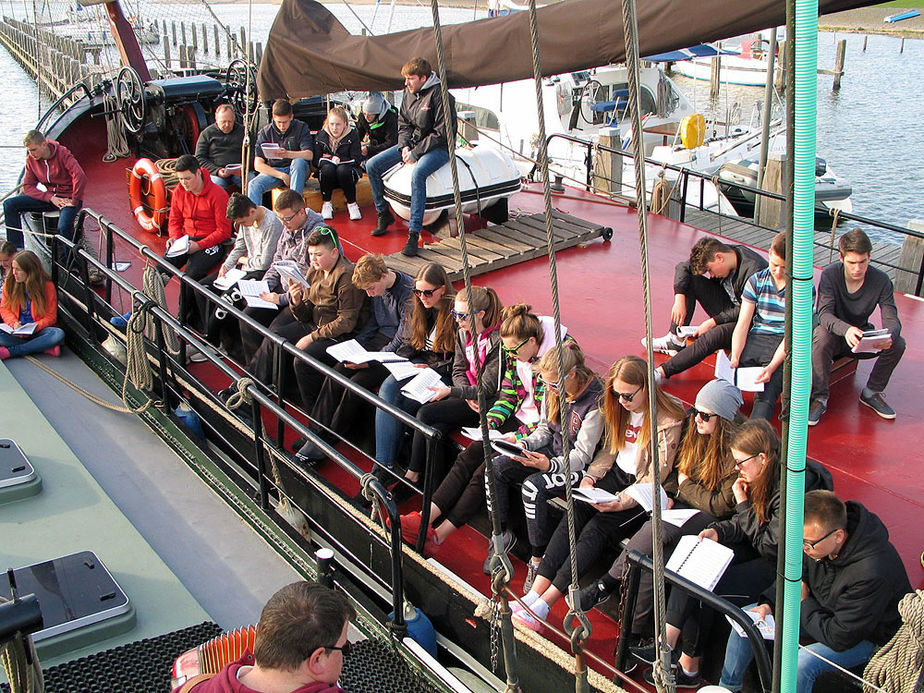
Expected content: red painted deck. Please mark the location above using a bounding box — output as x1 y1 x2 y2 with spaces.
57 117 924 685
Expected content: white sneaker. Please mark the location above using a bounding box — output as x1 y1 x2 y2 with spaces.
321 201 333 220
641 333 683 357
347 202 362 220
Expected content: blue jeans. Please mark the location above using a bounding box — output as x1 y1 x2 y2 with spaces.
211 174 242 190
719 606 876 692
373 373 423 469
0 327 65 357
246 159 309 205
365 145 450 234
2 195 81 248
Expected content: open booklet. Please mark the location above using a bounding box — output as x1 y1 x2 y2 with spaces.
273 260 310 289
383 360 423 381
665 535 735 592
851 328 891 354
165 235 190 258
399 367 445 404
715 349 765 392
727 609 776 640
0 322 37 336
460 427 508 442
623 482 669 512
325 339 407 364
237 279 278 310
490 438 528 458
212 268 248 292
572 486 621 504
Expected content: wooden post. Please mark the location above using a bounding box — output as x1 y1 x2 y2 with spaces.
862 34 868 51
180 22 186 48
593 127 624 198
710 55 722 99
833 39 846 90
202 23 208 53
191 24 198 51
171 21 177 47
900 37 905 54
255 42 263 66
213 25 220 55
188 43 197 70
895 220 924 295
226 27 232 59
179 44 187 70
240 27 247 58
163 36 171 70
757 152 785 229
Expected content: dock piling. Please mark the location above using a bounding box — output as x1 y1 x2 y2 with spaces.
833 39 846 89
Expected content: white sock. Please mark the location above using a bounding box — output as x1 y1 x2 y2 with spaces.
522 591 540 607
532 599 550 619
681 666 698 678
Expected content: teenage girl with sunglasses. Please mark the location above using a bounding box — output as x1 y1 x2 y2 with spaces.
371 262 456 479
511 355 685 631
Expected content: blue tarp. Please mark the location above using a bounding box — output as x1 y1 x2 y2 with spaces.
644 44 741 62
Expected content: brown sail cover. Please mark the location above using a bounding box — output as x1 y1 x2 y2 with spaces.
258 0 874 99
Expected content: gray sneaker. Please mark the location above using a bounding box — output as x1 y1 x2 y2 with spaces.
641 333 683 357
482 529 517 575
860 391 896 420
522 559 541 594
808 399 827 426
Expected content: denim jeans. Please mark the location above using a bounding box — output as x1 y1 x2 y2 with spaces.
373 373 423 469
0 327 65 357
2 195 81 248
246 159 309 205
366 145 450 234
211 174 242 190
719 605 876 693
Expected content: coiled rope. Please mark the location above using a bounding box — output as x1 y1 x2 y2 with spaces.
863 589 924 693
0 600 43 693
102 88 130 163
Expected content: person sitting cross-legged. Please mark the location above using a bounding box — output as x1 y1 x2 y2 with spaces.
717 490 911 693
644 237 767 383
809 227 905 424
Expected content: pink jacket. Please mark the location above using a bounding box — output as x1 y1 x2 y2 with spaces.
23 140 87 204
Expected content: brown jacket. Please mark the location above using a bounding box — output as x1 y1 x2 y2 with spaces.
584 393 684 508
290 255 367 341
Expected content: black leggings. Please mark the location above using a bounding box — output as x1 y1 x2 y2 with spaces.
164 244 225 330
318 163 360 203
407 397 479 478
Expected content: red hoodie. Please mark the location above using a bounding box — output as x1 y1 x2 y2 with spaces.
167 173 232 250
23 140 87 204
174 652 345 693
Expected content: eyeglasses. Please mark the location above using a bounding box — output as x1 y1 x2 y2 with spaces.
803 527 838 550
540 368 575 391
451 308 483 320
691 407 716 422
413 287 440 298
733 453 760 467
614 385 643 402
279 209 304 224
502 336 531 354
324 641 352 657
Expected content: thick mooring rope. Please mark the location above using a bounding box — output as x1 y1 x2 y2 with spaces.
863 590 924 693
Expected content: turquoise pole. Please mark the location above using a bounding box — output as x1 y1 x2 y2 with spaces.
780 0 818 689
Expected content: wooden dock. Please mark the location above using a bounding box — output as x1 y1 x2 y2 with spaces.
683 207 908 283
384 210 612 281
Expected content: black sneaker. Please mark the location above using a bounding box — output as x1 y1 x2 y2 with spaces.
482 529 517 575
643 664 701 689
296 438 327 463
371 208 394 237
860 390 896 420
808 399 827 426
401 233 420 257
576 579 616 611
629 641 658 665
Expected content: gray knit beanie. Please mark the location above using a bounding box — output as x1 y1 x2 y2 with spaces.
362 92 387 116
694 378 743 422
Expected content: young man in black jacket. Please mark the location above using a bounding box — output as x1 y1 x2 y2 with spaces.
645 237 767 382
364 57 455 257
718 490 911 692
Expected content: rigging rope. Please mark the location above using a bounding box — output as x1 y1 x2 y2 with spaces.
0 599 43 693
619 0 672 690
102 89 131 163
863 589 924 693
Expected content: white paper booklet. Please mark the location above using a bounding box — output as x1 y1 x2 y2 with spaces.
399 368 445 404
0 322 36 336
851 328 891 354
165 235 190 258
260 143 283 157
237 279 278 310
715 350 765 392
624 483 669 512
727 610 776 640
572 486 622 504
213 268 247 292
460 427 507 442
273 260 310 288
665 535 735 591
662 508 701 527
326 339 407 364
383 361 422 380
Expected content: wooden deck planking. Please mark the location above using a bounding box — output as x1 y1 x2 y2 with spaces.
385 212 607 281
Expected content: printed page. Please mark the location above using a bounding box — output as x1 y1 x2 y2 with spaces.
326 339 369 363
665 535 734 591
460 427 507 442
273 260 310 288
213 268 247 292
165 235 190 258
727 610 776 640
383 361 421 380
399 368 445 404
852 330 891 354
237 279 278 310
572 487 622 504
662 508 701 527
364 351 408 363
624 483 669 512
714 350 765 392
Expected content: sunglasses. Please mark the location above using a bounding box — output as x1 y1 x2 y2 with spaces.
413 287 440 298
691 407 716 422
613 385 643 402
502 336 531 354
540 368 575 391
733 453 760 467
324 640 352 657
803 527 838 550
451 308 483 320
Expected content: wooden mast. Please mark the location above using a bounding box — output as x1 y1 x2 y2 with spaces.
99 0 151 80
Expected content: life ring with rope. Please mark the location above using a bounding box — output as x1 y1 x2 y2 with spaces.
129 157 169 233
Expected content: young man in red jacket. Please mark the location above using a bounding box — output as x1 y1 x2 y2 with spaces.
3 130 87 250
165 154 231 332
174 582 355 693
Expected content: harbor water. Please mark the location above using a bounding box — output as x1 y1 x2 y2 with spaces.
1 4 921 240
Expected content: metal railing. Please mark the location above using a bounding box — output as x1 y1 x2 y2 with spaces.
544 131 924 294
48 208 462 635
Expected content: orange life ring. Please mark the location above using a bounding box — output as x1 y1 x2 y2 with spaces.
129 157 169 233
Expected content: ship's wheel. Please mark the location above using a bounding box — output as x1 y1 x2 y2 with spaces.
578 79 605 126
116 66 146 134
225 59 258 117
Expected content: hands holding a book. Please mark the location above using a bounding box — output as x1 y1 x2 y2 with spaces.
427 385 451 401
698 527 720 542
749 603 773 622
517 449 550 471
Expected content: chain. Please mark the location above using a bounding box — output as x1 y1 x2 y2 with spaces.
490 596 501 671
615 557 633 628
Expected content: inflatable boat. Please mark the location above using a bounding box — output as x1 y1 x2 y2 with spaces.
382 145 521 226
